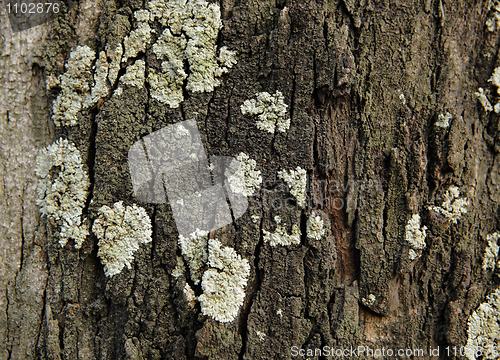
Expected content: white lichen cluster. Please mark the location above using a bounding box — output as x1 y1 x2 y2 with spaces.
122 10 152 62
405 214 427 260
178 229 209 284
306 211 325 240
145 0 237 107
106 44 123 86
92 201 152 277
263 215 301 247
483 232 500 271
475 67 500 113
86 51 110 107
225 153 262 197
361 294 376 307
486 1 500 32
172 255 186 278
52 45 96 126
240 91 290 134
475 88 494 113
183 283 197 308
278 166 307 207
428 186 468 224
119 59 146 90
35 138 90 248
465 287 500 360
198 239 250 323
436 112 452 128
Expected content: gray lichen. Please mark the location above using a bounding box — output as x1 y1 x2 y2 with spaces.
92 201 152 277
278 166 307 207
51 45 96 126
144 0 237 107
198 239 250 323
263 216 301 247
483 232 500 272
306 211 325 240
465 288 500 360
224 153 262 197
35 138 90 248
428 186 468 224
178 229 209 285
405 214 427 260
240 91 290 134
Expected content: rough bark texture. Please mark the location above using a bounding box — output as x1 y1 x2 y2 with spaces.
2 0 500 359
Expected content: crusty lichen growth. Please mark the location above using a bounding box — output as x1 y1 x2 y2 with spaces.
306 211 325 240
240 91 290 134
120 59 146 88
52 45 96 126
465 288 500 360
86 51 110 108
122 10 152 62
145 0 237 107
35 138 90 248
92 201 152 277
475 87 494 112
106 44 123 86
278 166 307 207
436 112 452 128
486 1 500 31
361 294 376 307
483 232 500 271
183 283 197 308
225 153 262 197
405 214 427 260
428 186 468 224
198 239 250 323
178 229 209 285
263 216 301 247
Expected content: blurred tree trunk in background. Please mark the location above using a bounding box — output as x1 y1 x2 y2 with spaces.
1 0 499 359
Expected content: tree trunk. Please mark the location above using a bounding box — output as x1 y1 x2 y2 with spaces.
1 0 498 358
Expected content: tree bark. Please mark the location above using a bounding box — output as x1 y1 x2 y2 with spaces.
1 0 498 359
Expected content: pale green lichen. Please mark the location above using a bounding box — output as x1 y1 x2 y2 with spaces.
120 59 146 88
145 0 237 107
483 232 500 271
436 112 452 128
225 153 262 197
278 166 307 207
52 45 96 126
122 10 152 62
215 46 238 76
263 219 301 247
86 51 110 107
198 239 250 323
405 214 427 260
240 91 290 134
35 138 90 248
306 211 325 240
106 43 123 86
178 229 209 285
92 201 152 277
428 186 468 224
465 288 500 360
